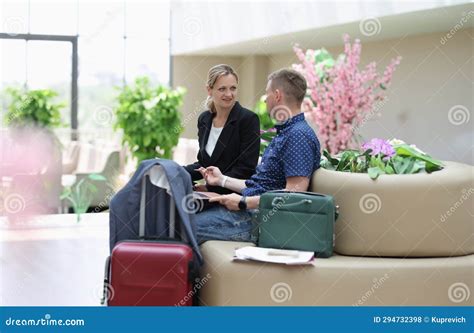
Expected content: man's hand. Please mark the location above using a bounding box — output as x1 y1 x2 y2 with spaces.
209 193 241 211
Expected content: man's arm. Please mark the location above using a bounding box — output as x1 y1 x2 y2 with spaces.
223 177 247 193
197 166 247 193
209 193 258 210
209 176 310 211
284 176 310 193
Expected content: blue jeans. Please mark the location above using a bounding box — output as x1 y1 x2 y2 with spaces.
193 206 257 244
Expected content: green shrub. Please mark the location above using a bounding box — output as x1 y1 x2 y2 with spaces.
114 77 186 162
4 88 65 128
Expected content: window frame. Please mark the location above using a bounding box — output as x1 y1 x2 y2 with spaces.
0 33 78 138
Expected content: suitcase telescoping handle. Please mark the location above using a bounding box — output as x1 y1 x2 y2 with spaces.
139 173 176 239
101 256 111 305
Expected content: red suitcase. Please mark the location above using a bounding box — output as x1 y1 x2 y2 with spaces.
103 168 198 306
108 241 193 306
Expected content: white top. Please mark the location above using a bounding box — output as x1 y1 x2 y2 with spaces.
205 125 224 157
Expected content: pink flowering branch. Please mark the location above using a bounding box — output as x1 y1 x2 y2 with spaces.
293 34 401 154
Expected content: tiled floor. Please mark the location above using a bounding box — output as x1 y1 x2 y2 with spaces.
0 213 109 306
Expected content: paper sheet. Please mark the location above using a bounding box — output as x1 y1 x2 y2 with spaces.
233 246 314 265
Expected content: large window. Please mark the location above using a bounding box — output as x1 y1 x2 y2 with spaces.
1 0 171 131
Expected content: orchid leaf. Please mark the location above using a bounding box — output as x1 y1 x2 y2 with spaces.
394 144 443 170
323 149 339 166
88 173 107 181
368 167 384 180
261 131 277 141
425 160 442 173
384 165 395 174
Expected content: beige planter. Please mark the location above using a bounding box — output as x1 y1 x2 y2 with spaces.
311 161 474 257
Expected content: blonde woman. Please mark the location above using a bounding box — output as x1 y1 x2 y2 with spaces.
184 64 260 194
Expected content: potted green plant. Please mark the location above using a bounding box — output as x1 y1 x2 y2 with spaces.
253 95 277 155
254 95 275 131
321 138 444 180
3 87 65 214
114 77 186 163
4 87 65 128
60 174 107 222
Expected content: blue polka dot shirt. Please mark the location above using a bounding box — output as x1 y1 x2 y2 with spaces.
242 113 321 196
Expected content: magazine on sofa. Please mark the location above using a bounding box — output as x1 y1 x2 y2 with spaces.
193 191 221 200
233 246 315 265
192 191 221 212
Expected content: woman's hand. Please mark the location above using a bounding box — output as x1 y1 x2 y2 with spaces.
195 167 207 179
193 184 208 192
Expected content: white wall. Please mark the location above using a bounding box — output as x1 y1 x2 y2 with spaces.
170 0 468 55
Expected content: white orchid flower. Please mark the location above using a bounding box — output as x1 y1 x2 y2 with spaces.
388 138 405 145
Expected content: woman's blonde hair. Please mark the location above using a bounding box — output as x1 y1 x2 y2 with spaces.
205 64 239 113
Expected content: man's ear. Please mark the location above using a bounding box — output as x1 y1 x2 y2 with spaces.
275 89 282 102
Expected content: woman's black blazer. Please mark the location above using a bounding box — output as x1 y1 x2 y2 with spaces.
184 101 260 194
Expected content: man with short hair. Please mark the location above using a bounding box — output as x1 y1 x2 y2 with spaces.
193 68 321 243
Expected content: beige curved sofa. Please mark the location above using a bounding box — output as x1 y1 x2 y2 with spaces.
312 161 473 257
198 161 474 306
199 241 473 306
